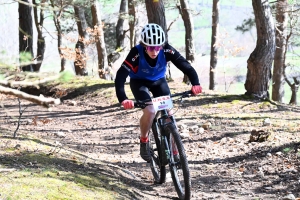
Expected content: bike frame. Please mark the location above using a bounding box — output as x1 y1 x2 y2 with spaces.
134 91 192 200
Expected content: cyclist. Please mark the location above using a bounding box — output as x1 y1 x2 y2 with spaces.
114 23 202 162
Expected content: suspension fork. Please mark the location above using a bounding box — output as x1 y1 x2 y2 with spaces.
168 115 179 156
159 114 179 160
162 135 170 160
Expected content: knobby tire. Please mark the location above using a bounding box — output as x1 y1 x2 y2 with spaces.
164 123 191 200
149 122 166 184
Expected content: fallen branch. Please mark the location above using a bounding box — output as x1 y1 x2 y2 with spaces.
0 85 60 107
107 163 137 179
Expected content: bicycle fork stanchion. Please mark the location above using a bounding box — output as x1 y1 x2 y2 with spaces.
162 136 169 161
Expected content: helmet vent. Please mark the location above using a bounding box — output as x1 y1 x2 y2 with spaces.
140 23 165 46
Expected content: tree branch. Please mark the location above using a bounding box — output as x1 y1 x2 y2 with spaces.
0 85 60 107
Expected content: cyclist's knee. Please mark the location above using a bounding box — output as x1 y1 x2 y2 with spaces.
144 106 156 118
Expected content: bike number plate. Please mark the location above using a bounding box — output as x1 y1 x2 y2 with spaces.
152 95 173 111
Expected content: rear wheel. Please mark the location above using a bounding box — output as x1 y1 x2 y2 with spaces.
164 123 191 200
149 122 166 184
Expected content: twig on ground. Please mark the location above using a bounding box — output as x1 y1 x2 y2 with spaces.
107 163 137 179
13 97 28 138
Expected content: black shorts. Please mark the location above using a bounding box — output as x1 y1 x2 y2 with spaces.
130 78 170 102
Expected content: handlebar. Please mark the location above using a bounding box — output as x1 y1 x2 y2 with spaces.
134 90 193 109
171 90 192 98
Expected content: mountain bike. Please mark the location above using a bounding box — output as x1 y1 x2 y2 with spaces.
134 91 192 200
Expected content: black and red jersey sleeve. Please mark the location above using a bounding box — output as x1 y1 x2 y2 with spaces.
163 43 200 86
114 47 140 103
121 47 140 73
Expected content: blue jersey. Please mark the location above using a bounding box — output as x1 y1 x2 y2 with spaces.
115 42 200 103
129 44 167 81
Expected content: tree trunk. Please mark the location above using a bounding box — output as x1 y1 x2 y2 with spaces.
32 0 45 72
19 0 34 72
209 0 219 90
289 78 299 105
244 0 275 99
281 4 300 105
145 0 171 80
128 0 136 48
178 0 196 84
50 0 66 72
145 0 168 41
56 19 66 72
74 5 88 76
272 0 288 103
91 2 110 80
116 0 127 49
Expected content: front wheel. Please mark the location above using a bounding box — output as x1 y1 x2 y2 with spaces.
149 122 166 184
164 123 191 200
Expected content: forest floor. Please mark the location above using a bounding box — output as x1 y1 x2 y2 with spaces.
1 78 300 200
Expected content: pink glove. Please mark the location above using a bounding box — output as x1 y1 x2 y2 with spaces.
121 99 134 110
191 85 202 95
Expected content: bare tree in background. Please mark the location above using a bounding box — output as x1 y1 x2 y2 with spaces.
50 0 66 72
209 0 219 90
32 0 46 72
177 0 196 84
244 0 275 99
91 1 110 80
74 5 89 76
272 0 288 103
116 0 127 49
128 0 137 48
282 3 300 105
19 0 34 72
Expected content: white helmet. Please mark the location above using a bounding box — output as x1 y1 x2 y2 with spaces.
140 23 166 46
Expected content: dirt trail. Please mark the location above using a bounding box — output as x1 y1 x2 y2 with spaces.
1 82 300 200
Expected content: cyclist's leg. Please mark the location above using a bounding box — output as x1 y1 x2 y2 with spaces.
149 77 171 98
130 79 155 161
131 77 171 139
130 79 156 138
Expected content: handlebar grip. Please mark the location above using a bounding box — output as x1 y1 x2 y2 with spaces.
134 102 149 109
171 90 192 98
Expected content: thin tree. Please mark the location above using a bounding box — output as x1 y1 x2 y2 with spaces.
209 0 219 90
116 0 127 49
177 0 196 84
128 0 137 48
244 0 276 99
19 0 34 72
282 3 300 105
91 1 110 80
74 5 89 76
272 0 288 103
32 0 46 72
49 0 66 72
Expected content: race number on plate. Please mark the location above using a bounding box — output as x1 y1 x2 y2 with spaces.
152 95 173 111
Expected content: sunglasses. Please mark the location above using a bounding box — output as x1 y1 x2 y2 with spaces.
146 46 162 51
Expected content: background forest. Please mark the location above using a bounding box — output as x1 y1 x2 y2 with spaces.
1 1 300 199
0 0 299 103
